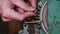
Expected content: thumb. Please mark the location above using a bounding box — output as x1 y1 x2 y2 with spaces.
29 0 36 8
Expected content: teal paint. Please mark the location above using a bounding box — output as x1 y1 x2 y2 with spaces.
39 0 60 34
48 0 60 34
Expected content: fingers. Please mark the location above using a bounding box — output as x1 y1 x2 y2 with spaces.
1 8 24 21
1 17 11 22
0 0 36 22
0 8 2 15
1 17 19 22
29 0 36 8
11 0 35 11
23 11 36 21
18 8 24 14
1 6 36 22
2 11 36 22
24 12 36 16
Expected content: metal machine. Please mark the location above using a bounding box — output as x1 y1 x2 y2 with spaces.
18 1 48 34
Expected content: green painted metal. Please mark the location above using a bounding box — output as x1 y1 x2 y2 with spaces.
48 0 60 34
39 0 60 34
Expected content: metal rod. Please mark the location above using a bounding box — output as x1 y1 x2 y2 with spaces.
40 1 48 34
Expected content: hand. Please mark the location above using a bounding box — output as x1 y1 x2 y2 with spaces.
10 0 36 11
0 0 36 22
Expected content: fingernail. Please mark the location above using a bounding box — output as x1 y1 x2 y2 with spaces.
30 7 35 11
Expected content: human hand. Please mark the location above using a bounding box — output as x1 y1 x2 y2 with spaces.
0 0 36 22
10 0 36 11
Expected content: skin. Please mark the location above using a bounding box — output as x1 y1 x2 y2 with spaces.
0 0 36 22
0 0 36 34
